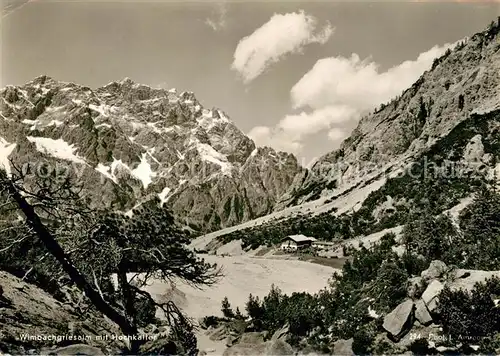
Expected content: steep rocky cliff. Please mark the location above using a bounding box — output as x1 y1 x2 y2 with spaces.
192 18 500 251
277 19 500 209
0 77 303 232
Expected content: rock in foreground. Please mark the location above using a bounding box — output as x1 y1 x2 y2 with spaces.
0 271 123 354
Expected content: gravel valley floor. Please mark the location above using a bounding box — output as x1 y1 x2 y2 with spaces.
144 254 337 321
142 254 337 354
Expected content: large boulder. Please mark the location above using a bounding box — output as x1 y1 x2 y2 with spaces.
264 339 294 355
382 299 415 341
421 280 445 312
239 332 266 345
0 271 123 354
0 283 11 306
47 344 104 355
222 326 293 356
139 336 181 356
223 343 267 356
332 338 354 356
222 337 294 356
421 260 448 282
414 299 433 325
463 134 485 163
208 325 229 342
407 276 424 298
396 324 441 350
226 335 238 347
271 323 290 341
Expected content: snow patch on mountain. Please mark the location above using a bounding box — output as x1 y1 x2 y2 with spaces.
0 75 303 230
196 109 230 132
158 186 172 206
22 118 65 131
131 153 156 189
96 158 136 184
368 306 380 319
95 163 118 184
176 150 185 160
21 119 39 130
196 142 232 176
95 123 113 129
48 120 64 127
45 105 66 113
145 148 161 165
490 163 500 187
26 137 86 164
89 103 115 117
111 158 130 174
0 137 16 176
197 111 216 130
147 122 174 135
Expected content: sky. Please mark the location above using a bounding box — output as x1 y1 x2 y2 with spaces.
1 0 499 165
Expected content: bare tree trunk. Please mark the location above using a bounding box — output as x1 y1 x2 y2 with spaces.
117 263 140 353
3 179 138 347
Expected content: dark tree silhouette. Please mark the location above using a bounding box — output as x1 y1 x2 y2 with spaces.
0 164 221 354
221 296 234 318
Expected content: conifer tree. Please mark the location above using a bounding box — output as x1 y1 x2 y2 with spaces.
0 166 221 354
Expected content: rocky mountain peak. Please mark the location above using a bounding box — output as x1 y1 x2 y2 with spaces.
277 19 500 208
0 77 303 232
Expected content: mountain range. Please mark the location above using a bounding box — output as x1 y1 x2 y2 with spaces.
0 77 302 232
278 21 500 209
191 18 500 251
1 19 499 241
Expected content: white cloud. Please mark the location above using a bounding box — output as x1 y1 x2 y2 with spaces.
232 11 333 84
291 44 453 111
248 106 356 155
249 42 455 156
248 126 303 155
327 127 346 142
205 2 227 32
278 105 357 137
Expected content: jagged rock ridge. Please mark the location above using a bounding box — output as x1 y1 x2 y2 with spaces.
0 77 303 231
278 19 500 208
189 18 500 252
